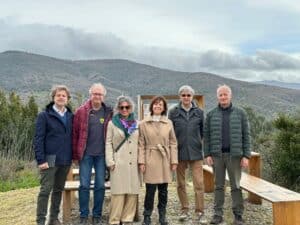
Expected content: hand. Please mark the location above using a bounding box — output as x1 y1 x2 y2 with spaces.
240 157 249 169
171 164 177 171
38 162 49 170
109 165 115 171
206 156 214 166
139 164 146 173
72 160 79 166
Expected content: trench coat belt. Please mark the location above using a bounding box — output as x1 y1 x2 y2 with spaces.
146 144 169 158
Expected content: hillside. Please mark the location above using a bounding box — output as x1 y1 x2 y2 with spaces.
0 50 299 116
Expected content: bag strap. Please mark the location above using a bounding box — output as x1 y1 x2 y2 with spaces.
114 136 128 152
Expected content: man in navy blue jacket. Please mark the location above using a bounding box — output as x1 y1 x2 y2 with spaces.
34 85 73 225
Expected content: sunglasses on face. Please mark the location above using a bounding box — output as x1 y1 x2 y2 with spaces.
181 94 192 97
118 105 131 110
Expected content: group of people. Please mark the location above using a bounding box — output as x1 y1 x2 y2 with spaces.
34 82 250 225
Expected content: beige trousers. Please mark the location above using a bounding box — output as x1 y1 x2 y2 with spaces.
109 194 138 224
176 160 204 213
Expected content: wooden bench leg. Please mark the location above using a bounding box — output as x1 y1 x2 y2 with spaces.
204 169 214 193
272 201 300 225
66 168 76 207
63 190 72 223
248 154 262 204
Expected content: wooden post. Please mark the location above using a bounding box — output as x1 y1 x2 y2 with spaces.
204 170 214 193
248 152 262 204
62 190 71 223
66 167 75 206
272 201 300 225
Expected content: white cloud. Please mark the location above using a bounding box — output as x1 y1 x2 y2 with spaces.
0 1 300 82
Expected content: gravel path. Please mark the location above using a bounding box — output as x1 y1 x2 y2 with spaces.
68 182 273 225
0 183 273 225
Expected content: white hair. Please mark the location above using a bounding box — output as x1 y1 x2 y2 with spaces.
115 95 135 112
89 83 107 96
217 84 232 96
178 85 195 95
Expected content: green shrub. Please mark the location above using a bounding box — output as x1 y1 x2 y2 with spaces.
272 112 300 192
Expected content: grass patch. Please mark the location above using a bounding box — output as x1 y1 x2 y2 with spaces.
0 158 39 192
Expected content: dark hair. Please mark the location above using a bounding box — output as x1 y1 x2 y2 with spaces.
50 85 71 101
149 96 168 116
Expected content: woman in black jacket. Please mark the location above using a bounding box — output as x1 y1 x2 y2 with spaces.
34 85 73 225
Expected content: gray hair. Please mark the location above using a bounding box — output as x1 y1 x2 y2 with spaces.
115 95 135 112
50 85 71 101
178 85 195 96
217 84 232 96
89 83 107 96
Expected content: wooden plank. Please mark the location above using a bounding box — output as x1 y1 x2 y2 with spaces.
202 165 300 203
240 174 300 202
71 168 95 176
64 180 111 190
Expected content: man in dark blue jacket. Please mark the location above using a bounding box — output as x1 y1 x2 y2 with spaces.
169 85 206 223
34 85 73 225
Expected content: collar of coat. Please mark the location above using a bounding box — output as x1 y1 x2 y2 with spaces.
82 99 112 113
144 115 169 123
178 101 198 110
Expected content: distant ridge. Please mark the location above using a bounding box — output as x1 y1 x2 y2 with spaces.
0 50 299 117
255 80 300 90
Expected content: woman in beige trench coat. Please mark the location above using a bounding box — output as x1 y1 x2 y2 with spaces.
106 96 139 225
138 96 178 225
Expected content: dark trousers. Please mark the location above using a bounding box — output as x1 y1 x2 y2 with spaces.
143 183 168 216
36 166 70 225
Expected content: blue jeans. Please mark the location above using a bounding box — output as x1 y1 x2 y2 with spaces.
79 154 106 218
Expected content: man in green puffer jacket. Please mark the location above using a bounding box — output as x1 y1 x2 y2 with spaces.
204 85 250 225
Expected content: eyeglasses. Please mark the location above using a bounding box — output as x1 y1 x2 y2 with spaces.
92 93 104 96
181 94 192 97
118 106 131 110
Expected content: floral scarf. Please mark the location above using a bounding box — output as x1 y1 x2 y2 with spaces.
112 113 137 138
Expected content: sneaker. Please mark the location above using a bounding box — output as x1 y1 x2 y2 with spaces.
234 215 244 225
179 211 189 221
196 212 208 224
79 217 89 225
210 215 223 224
93 217 102 225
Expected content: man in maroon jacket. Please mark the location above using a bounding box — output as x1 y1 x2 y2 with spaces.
73 83 113 225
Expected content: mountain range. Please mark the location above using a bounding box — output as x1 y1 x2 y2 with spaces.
255 80 300 90
0 50 299 117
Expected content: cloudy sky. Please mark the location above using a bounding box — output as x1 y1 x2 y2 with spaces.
1 0 300 82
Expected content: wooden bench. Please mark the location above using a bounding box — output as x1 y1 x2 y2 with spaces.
203 165 300 225
63 168 139 223
203 151 262 204
62 180 110 223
